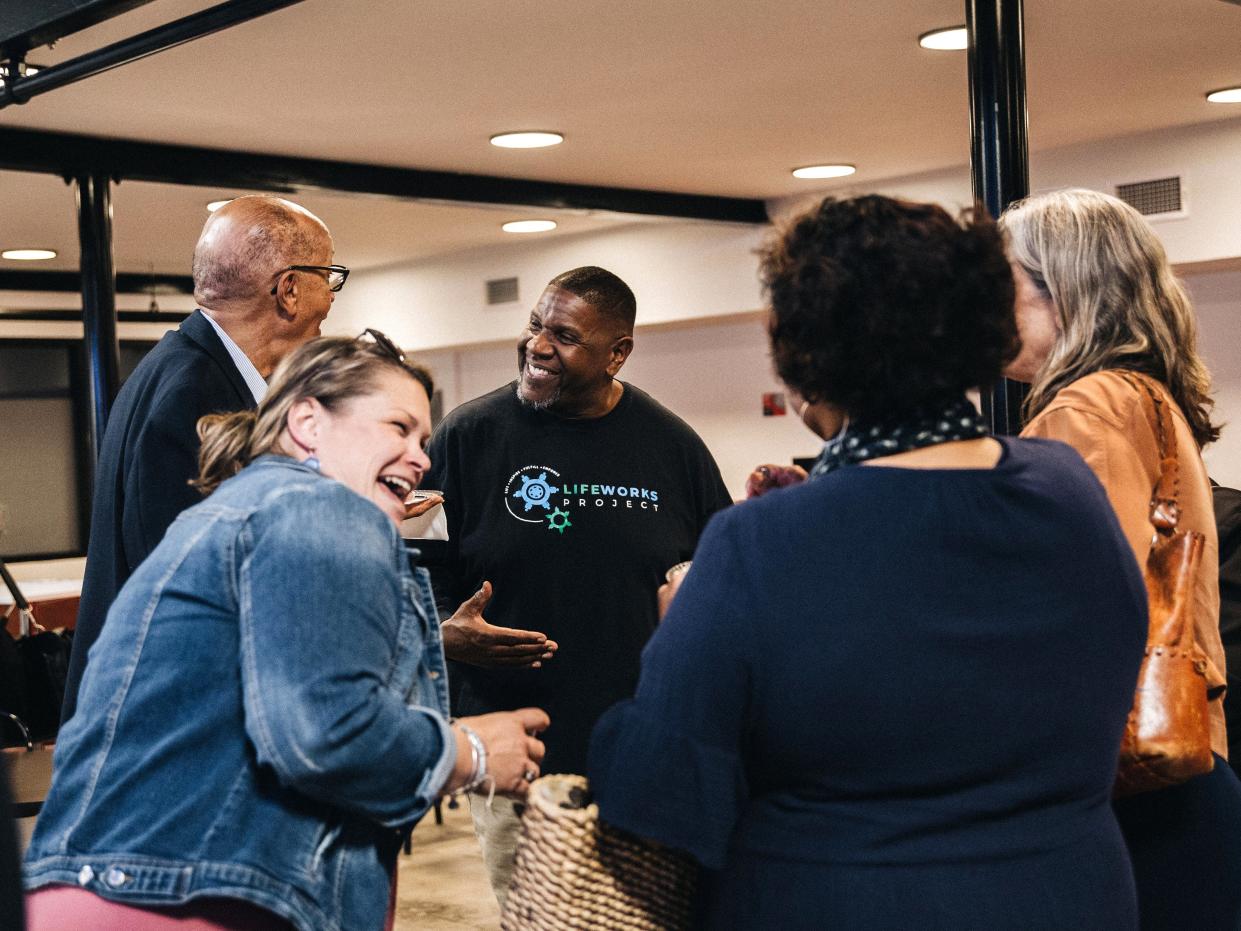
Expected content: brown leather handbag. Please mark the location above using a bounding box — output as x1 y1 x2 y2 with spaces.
1113 372 1214 796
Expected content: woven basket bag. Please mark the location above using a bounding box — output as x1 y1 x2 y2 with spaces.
501 774 698 930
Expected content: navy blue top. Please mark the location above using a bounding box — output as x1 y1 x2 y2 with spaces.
589 438 1147 929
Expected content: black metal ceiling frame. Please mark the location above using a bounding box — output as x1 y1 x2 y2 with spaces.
0 125 770 223
1 0 1031 468
0 0 768 464
0 0 307 109
0 0 314 451
0 0 767 223
0 1 155 60
967 0 1031 434
0 123 768 458
0 270 193 294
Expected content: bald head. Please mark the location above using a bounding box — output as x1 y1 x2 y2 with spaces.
192 195 331 308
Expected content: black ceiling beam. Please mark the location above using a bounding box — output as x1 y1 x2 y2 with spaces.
0 1 154 59
0 308 190 323
1 0 308 109
0 126 769 224
0 269 194 294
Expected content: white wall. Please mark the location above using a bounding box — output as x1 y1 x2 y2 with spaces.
7 117 1241 531
619 318 821 498
406 315 816 500
326 218 766 350
406 265 1241 501
367 116 1241 499
0 397 80 553
1191 269 1241 489
338 116 1241 356
1028 119 1241 266
772 116 1241 267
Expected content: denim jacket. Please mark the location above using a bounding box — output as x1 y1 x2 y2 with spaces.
25 456 456 931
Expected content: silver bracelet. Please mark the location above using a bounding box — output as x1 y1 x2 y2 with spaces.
455 722 489 794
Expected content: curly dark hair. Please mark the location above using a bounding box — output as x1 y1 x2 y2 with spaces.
762 195 1019 424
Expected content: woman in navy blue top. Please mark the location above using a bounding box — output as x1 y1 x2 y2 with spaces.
589 195 1148 929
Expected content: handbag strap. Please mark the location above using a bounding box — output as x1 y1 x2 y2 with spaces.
1116 370 1181 537
0 560 40 639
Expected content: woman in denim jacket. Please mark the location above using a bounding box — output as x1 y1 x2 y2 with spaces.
24 335 548 931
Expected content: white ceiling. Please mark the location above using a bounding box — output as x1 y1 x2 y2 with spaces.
1 0 1239 275
0 171 649 274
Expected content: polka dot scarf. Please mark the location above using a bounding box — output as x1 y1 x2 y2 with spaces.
809 397 989 479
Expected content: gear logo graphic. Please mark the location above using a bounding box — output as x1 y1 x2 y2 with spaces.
546 508 572 534
504 464 564 524
513 472 559 512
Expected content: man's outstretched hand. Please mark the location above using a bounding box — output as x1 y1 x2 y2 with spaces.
441 581 559 668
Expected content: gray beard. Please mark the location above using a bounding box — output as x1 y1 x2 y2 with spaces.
515 380 559 411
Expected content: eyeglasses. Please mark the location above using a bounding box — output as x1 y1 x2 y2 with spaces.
270 264 350 294
358 327 405 364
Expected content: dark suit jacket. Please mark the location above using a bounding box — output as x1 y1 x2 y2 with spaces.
63 310 254 722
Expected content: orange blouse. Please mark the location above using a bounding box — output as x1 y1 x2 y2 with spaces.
1023 370 1228 758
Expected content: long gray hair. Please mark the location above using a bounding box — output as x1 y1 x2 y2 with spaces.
1000 188 1218 446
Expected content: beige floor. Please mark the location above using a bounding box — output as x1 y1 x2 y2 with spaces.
395 798 501 931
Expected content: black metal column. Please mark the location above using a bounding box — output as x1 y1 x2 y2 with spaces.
966 0 1030 435
75 171 120 465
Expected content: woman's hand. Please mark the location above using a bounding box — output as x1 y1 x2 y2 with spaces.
446 708 550 798
745 463 807 499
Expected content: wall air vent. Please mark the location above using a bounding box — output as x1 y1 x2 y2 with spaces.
1115 176 1185 220
486 276 519 305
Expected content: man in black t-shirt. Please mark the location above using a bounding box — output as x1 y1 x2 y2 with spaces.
424 266 732 903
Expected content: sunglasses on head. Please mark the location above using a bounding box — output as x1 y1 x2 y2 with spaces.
357 328 405 364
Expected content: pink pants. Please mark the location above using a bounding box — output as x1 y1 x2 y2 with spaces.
25 885 295 931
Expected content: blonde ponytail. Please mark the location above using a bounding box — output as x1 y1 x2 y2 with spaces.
192 410 258 495
189 334 435 497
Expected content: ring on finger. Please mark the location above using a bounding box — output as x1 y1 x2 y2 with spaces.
523 769 537 783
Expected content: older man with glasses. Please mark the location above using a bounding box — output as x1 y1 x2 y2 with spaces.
62 195 345 723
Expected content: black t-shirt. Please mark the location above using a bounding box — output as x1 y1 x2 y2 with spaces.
424 381 732 774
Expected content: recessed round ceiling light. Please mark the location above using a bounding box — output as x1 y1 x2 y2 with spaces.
502 219 558 234
919 26 968 50
1206 86 1241 104
490 132 564 149
206 199 233 212
791 164 857 180
2 248 57 261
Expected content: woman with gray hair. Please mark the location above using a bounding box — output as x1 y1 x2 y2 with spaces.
1002 188 1241 930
